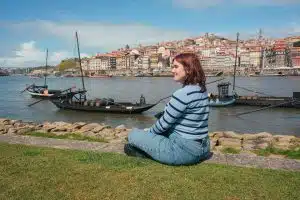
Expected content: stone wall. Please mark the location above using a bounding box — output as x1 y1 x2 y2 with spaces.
1 118 299 152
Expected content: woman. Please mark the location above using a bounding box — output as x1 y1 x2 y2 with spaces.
125 53 211 165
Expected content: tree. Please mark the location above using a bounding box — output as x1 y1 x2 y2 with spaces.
57 59 77 71
293 41 300 47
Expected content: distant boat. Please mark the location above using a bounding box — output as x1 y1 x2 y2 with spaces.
88 74 112 78
22 49 74 99
0 68 9 76
63 74 75 78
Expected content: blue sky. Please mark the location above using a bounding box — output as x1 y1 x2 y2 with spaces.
1 0 300 68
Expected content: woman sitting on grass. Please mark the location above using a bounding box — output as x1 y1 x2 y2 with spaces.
124 53 211 166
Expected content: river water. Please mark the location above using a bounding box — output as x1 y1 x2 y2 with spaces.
0 75 299 136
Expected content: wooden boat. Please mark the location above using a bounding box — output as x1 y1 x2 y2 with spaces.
0 68 9 76
49 32 156 114
208 82 237 107
235 92 300 108
51 95 156 114
208 33 239 107
88 74 112 78
23 49 73 99
209 97 236 107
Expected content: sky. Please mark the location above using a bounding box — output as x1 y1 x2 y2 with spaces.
1 0 300 68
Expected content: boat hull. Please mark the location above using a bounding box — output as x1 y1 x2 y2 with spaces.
50 100 156 114
236 96 300 108
209 98 236 107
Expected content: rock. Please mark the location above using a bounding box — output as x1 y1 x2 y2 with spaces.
10 120 22 126
7 128 18 135
97 128 115 137
51 127 68 132
71 122 87 130
16 126 36 135
256 143 269 149
41 122 55 132
115 124 126 130
213 132 224 139
210 139 217 149
223 131 242 139
242 142 256 151
290 138 300 148
50 122 73 132
91 125 109 133
0 124 5 132
273 135 296 143
78 123 101 132
208 132 215 138
0 118 10 125
218 138 242 148
144 128 150 131
115 130 129 139
272 135 298 150
243 132 273 141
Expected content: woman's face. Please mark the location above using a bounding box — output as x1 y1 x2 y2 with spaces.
172 59 186 83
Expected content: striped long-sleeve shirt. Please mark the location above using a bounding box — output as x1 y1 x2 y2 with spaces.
150 84 209 140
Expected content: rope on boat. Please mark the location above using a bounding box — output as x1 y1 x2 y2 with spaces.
20 84 34 93
154 77 226 105
235 85 276 97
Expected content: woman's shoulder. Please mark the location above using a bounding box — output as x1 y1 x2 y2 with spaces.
174 85 207 101
175 85 205 94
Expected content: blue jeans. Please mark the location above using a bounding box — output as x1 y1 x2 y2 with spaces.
127 128 210 166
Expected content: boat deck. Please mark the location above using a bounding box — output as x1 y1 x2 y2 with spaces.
236 96 299 108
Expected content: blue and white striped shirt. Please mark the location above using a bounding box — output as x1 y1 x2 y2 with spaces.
150 85 209 140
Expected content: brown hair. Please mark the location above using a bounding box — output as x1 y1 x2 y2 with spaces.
173 53 206 92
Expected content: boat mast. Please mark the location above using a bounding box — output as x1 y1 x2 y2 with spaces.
44 48 48 86
75 31 85 91
233 32 239 93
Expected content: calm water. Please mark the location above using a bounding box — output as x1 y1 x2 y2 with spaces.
0 75 299 136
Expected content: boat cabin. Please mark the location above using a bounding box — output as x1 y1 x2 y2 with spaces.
217 82 231 99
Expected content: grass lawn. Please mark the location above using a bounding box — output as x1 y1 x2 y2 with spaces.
0 143 300 200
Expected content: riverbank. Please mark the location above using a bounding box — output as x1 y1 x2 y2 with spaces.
1 118 299 159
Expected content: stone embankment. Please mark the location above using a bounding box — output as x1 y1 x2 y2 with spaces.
1 118 299 153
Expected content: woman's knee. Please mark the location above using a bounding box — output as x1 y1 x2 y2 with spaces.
128 128 147 144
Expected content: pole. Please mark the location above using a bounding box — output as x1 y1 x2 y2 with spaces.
233 32 239 93
75 31 85 91
44 48 48 86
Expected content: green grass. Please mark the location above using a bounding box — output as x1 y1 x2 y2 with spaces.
24 131 108 143
255 146 300 159
1 143 300 200
221 147 241 154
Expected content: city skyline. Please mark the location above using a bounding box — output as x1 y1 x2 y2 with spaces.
1 0 300 68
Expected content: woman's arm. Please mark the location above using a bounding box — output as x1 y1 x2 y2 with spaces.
150 91 188 135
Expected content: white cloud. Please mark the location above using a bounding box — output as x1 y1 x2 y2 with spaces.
1 20 192 67
173 0 300 8
7 20 191 50
0 41 88 68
